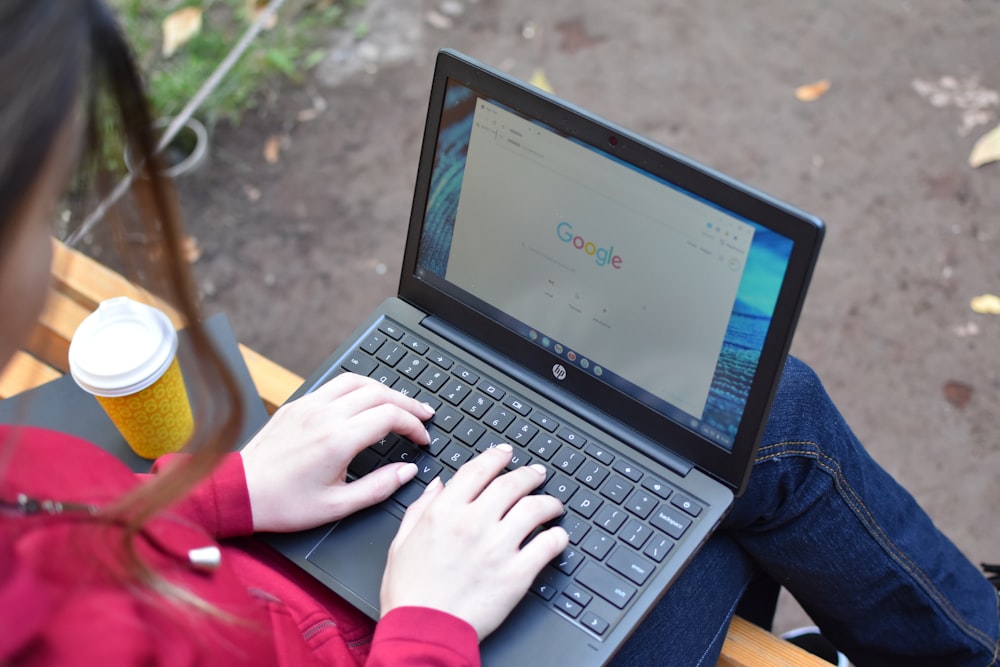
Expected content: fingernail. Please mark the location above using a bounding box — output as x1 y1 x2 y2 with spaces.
396 463 418 484
496 443 513 453
422 402 436 416
528 463 547 477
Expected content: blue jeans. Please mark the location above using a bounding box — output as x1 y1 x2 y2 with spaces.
612 357 999 666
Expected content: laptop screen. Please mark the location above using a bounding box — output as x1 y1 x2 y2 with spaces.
414 79 795 451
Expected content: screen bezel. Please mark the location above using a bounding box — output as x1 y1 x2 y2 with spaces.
398 50 824 495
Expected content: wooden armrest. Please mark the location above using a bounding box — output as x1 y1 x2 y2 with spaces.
717 617 829 666
0 351 61 399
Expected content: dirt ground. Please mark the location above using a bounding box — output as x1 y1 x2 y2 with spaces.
89 0 1000 635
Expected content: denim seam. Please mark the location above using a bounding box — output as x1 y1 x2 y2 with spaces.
755 440 999 659
694 576 754 667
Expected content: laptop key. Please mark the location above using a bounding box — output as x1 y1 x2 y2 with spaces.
377 343 407 367
432 405 462 432
477 380 505 400
670 493 704 517
414 455 443 483
557 427 587 448
643 535 673 563
460 392 493 417
554 596 583 619
392 480 426 508
377 322 404 340
425 427 450 455
607 548 656 586
387 439 421 464
557 513 590 545
398 354 427 379
551 448 584 475
584 442 615 464
544 474 579 503
619 520 652 550
580 612 609 636
393 378 419 398
555 547 584 575
529 411 560 432
641 475 671 499
581 531 614 560
453 365 480 384
454 419 485 447
483 404 516 432
502 395 531 416
575 562 636 609
568 488 603 519
440 379 471 405
441 442 474 469
612 459 643 482
650 506 692 540
594 505 627 534
599 475 631 504
348 448 380 478
624 489 657 519
528 435 560 461
360 332 386 353
427 349 454 370
371 366 400 387
401 335 428 354
341 353 378 376
576 462 609 489
563 582 593 606
418 367 449 391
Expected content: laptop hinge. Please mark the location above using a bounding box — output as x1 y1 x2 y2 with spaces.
421 315 695 478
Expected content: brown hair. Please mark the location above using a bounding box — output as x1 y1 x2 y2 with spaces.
0 0 244 598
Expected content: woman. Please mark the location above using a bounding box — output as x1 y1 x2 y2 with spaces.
1 2 996 665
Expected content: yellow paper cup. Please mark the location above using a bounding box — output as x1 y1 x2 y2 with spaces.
68 297 194 459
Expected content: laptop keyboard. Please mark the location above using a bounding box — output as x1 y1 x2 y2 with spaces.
337 318 706 639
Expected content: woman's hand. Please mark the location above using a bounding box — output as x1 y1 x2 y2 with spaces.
240 372 435 533
380 444 569 641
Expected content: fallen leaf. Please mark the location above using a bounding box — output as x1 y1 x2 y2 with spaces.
970 293 1000 315
182 236 201 263
245 0 278 30
969 124 1000 168
296 108 319 123
242 184 262 202
530 69 554 94
263 135 281 164
795 79 831 102
942 381 974 410
162 7 203 58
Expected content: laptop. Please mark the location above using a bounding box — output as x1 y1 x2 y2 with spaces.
264 49 824 665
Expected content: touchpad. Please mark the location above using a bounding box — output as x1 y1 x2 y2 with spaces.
306 506 402 614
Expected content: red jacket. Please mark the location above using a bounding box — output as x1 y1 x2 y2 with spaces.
0 426 480 666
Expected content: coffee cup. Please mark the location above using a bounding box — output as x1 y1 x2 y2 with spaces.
68 297 193 459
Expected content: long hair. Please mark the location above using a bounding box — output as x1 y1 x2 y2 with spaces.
0 0 245 602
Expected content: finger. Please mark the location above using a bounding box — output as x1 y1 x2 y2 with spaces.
474 463 549 519
327 462 418 520
498 493 565 544
322 378 435 422
518 526 570 575
394 477 443 544
440 443 513 503
347 403 432 446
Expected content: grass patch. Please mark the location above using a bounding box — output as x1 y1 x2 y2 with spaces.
109 0 363 126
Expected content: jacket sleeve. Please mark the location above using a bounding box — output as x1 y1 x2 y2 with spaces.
368 607 481 667
146 452 254 539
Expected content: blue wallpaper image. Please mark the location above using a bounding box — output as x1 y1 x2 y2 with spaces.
417 80 793 447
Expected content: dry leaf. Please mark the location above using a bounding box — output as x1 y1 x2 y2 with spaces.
182 236 201 263
969 124 1000 168
263 135 281 164
530 69 554 94
795 79 831 102
162 7 203 57
970 293 1000 315
942 381 974 410
245 0 278 30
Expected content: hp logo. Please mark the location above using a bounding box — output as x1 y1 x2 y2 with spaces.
552 364 567 381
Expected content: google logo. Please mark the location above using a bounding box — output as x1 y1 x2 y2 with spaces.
556 221 623 269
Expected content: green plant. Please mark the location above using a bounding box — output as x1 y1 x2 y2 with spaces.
108 0 359 127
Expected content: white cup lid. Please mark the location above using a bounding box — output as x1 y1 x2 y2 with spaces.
68 297 178 397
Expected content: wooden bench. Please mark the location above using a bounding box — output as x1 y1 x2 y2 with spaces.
0 239 828 667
